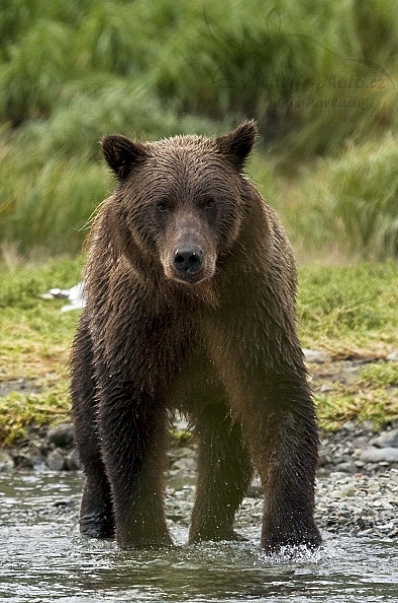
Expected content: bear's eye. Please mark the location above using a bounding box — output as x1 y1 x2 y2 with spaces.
203 198 216 210
157 201 171 212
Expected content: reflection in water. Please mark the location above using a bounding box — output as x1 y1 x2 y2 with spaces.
0 473 397 602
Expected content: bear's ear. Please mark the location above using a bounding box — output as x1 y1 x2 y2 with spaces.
215 120 257 170
101 135 148 180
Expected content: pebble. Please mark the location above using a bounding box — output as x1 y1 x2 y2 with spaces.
358 447 398 464
47 449 66 471
47 424 75 448
66 449 80 471
340 420 358 433
0 451 15 473
339 486 356 497
371 428 398 449
334 461 357 473
303 349 330 364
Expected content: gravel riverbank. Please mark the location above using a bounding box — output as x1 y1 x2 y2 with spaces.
167 420 398 541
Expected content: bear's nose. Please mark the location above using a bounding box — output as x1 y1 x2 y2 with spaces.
173 245 204 275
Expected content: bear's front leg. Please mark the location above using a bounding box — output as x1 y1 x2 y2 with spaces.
97 380 172 548
189 404 252 544
72 313 115 539
241 374 321 554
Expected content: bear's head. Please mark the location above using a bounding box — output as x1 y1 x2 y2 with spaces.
101 121 257 285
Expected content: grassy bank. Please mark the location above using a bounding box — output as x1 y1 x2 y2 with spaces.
0 259 397 444
0 259 81 444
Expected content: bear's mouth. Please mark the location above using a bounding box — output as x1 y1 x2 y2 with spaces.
164 264 213 285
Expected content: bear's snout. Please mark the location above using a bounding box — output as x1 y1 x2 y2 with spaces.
162 240 216 285
173 245 204 281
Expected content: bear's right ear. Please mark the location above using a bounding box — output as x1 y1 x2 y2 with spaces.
215 120 258 171
101 135 148 180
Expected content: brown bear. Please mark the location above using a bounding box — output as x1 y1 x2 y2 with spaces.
71 121 321 553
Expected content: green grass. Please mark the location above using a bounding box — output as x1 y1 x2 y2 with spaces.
287 135 398 260
359 362 398 388
0 259 397 443
0 148 107 255
298 261 398 353
0 258 81 443
314 362 398 432
315 389 398 432
0 388 70 447
299 261 398 430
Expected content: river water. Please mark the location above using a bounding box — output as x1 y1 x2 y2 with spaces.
0 473 397 602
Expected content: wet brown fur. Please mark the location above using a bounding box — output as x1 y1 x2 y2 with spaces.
71 122 321 552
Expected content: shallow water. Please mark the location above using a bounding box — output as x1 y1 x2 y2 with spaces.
0 473 397 603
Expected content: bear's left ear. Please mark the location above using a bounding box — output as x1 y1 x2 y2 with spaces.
101 135 148 180
215 120 257 170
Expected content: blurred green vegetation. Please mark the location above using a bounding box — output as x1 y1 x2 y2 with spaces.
0 0 398 257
